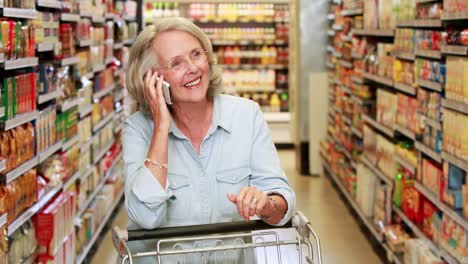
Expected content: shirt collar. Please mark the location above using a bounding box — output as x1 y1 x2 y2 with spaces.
168 96 232 139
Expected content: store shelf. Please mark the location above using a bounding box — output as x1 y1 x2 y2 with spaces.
342 8 363 16
361 155 394 186
58 97 79 112
415 49 442 59
93 140 115 165
363 115 394 138
327 13 335 20
0 214 6 229
123 38 135 45
351 51 363 60
424 116 442 130
352 76 364 84
76 155 120 219
93 111 115 133
394 153 417 174
332 50 343 58
326 62 335 69
1 156 38 184
393 51 415 61
37 0 62 9
219 64 287 70
114 42 124 49
341 35 352 42
323 158 384 243
339 60 353 69
415 141 442 163
93 63 106 73
38 90 59 104
441 11 468 21
351 126 363 138
414 181 468 232
441 45 468 56
352 28 394 37
92 15 105 23
327 30 335 36
62 135 79 152
327 45 334 53
79 104 94 119
392 205 441 256
37 42 54 52
79 39 92 47
4 57 39 70
417 79 443 92
397 19 442 28
60 13 80 22
2 7 38 19
61 56 80 66
105 57 115 65
7 183 62 235
416 0 441 3
83 72 94 79
442 99 468 115
332 24 343 31
80 137 93 152
75 189 123 264
105 13 115 20
0 110 38 131
363 72 393 87
38 141 63 163
114 122 123 134
394 82 417 95
211 39 287 46
93 84 115 101
442 152 468 172
395 124 416 140
0 159 6 173
63 169 82 191
263 112 290 123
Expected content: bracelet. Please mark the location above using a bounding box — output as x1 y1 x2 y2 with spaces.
262 196 278 221
144 158 168 169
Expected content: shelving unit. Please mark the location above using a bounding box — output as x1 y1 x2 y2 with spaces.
322 158 383 243
0 1 132 262
324 1 468 262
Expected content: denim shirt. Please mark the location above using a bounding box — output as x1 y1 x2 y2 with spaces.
122 94 296 263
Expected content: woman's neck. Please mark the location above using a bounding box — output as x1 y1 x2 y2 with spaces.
171 97 213 132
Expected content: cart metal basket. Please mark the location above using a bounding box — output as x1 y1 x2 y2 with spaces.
112 211 321 264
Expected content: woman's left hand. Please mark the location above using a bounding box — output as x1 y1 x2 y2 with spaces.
227 187 271 221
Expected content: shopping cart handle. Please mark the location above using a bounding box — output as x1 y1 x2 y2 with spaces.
127 220 292 241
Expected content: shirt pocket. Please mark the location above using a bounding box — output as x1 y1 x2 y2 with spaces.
216 167 251 218
167 173 191 221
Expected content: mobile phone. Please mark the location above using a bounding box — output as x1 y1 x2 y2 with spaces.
156 77 172 105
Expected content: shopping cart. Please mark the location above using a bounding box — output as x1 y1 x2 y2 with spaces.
112 211 321 264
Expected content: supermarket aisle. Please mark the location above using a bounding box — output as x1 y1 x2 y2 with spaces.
91 150 382 263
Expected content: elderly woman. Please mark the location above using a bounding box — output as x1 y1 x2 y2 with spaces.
123 17 296 263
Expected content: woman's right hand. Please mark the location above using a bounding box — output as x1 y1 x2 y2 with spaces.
144 70 171 132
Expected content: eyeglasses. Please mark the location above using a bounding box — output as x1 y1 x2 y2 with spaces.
159 48 208 72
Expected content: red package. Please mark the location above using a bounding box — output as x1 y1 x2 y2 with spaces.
402 185 424 225
422 199 439 239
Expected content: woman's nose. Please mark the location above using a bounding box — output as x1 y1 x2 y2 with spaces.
185 58 199 72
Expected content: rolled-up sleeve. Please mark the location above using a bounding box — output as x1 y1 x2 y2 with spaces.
249 104 296 226
123 121 172 229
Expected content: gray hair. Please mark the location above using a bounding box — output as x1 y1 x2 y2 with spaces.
125 17 223 114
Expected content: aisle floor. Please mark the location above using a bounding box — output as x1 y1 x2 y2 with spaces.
91 150 383 264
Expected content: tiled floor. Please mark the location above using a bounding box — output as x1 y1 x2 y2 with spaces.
90 150 383 263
